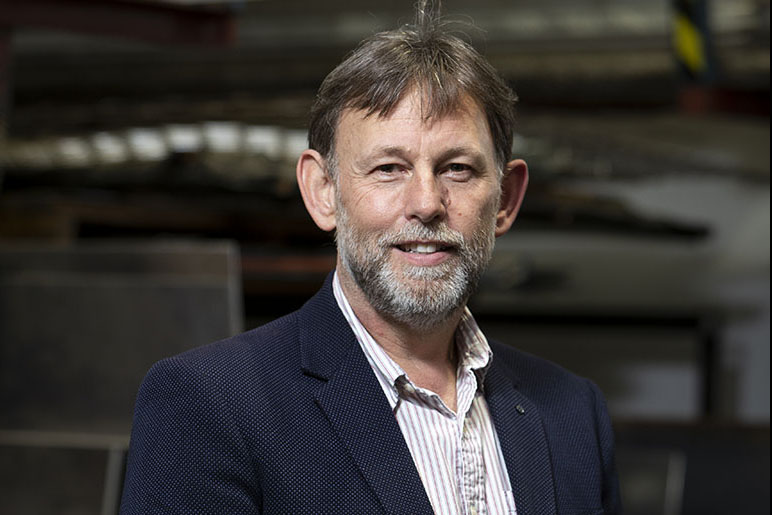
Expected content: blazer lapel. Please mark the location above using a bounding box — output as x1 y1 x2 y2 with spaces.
298 276 433 515
485 362 557 515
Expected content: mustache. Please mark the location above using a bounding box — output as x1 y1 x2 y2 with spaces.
377 222 465 248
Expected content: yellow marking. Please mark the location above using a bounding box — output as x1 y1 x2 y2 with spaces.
674 14 706 73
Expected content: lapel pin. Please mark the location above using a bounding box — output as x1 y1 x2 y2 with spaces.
515 404 525 415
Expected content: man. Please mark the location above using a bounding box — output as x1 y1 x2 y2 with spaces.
120 15 621 515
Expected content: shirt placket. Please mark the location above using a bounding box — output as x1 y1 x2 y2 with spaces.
455 369 486 515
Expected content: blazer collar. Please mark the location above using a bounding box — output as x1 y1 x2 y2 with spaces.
298 273 434 515
298 274 557 515
297 272 354 380
485 357 558 515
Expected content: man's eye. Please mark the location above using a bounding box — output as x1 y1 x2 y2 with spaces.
375 164 401 173
443 163 474 178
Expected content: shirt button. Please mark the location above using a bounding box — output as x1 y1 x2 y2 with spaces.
469 506 478 515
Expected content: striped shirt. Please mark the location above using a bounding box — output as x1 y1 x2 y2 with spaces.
333 273 517 515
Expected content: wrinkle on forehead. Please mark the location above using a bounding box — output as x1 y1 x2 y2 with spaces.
336 91 494 161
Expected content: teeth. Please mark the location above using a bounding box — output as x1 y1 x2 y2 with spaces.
403 243 438 254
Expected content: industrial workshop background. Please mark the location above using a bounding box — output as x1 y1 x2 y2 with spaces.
0 1 769 514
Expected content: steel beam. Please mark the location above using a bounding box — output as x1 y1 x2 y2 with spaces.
0 0 234 46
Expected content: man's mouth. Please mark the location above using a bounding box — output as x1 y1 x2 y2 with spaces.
396 242 453 254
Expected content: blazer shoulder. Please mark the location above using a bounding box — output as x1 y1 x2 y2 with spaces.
141 274 346 395
489 340 584 383
488 341 621 514
488 339 602 406
153 309 302 386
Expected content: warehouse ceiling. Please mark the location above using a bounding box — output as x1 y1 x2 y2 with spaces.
0 0 768 309
0 0 769 182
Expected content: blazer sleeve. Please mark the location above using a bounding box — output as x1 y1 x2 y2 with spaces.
120 357 261 515
587 378 622 515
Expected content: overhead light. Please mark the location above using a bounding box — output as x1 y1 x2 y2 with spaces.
283 130 308 162
93 132 128 164
243 126 281 160
203 122 241 153
165 124 203 153
127 128 168 161
58 137 92 168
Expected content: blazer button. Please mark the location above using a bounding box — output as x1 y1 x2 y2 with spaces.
515 404 525 415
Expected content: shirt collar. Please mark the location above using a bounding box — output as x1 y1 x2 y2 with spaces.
332 271 493 408
455 307 494 386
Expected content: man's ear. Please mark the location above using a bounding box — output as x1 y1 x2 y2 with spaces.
495 158 529 237
297 149 337 232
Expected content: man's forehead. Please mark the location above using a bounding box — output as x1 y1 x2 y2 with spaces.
342 90 483 127
335 92 493 156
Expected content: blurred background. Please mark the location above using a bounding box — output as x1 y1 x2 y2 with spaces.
0 0 768 513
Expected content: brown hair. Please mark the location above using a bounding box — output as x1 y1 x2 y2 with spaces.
308 16 518 174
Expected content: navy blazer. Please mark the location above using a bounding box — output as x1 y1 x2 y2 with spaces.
120 275 621 514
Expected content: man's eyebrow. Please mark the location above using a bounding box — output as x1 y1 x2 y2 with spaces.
435 146 488 169
371 146 411 159
355 146 412 167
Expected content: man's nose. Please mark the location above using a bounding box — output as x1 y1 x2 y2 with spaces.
404 170 447 223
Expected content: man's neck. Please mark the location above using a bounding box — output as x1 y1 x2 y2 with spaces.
337 268 463 409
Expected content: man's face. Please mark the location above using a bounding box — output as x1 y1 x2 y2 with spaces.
333 91 502 330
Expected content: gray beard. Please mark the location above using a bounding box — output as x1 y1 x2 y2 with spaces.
335 200 497 331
